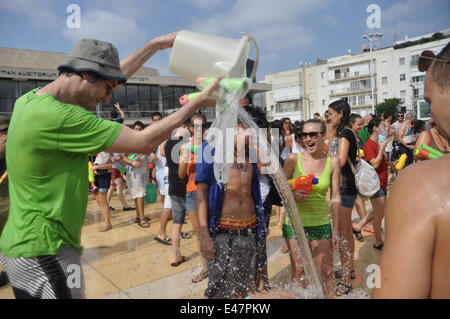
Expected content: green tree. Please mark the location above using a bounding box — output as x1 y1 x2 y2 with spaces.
375 98 401 117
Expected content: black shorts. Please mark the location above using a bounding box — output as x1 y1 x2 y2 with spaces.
94 170 111 193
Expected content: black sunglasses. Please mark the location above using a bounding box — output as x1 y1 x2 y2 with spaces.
300 132 322 139
418 50 450 72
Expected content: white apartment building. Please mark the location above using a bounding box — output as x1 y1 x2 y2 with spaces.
265 30 449 121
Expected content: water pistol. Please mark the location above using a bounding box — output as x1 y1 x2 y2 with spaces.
119 166 125 174
358 149 364 158
0 171 7 185
395 153 407 171
88 161 96 183
415 144 444 160
179 77 250 106
288 174 319 201
128 154 142 161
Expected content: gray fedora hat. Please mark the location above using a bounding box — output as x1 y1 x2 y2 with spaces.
58 39 127 84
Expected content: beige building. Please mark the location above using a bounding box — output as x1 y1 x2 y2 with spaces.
265 30 449 121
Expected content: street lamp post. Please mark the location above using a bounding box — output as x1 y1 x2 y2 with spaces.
363 33 383 114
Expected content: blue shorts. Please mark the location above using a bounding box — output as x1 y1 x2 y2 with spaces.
186 191 197 212
170 195 187 225
341 194 357 209
371 188 387 199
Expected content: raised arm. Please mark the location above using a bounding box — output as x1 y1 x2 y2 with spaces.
119 32 178 80
114 103 126 120
105 76 222 154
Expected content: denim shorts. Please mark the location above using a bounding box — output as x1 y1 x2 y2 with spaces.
170 195 187 225
341 194 357 209
371 188 387 199
186 191 197 212
94 170 111 193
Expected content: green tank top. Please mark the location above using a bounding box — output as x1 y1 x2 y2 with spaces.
285 153 331 227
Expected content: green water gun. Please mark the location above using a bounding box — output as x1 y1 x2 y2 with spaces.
128 154 142 161
415 144 444 160
179 77 249 106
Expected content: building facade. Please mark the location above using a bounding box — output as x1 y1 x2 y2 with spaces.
265 30 449 121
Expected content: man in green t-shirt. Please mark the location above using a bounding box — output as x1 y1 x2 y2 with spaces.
0 35 221 299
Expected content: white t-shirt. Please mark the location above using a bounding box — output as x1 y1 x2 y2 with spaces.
94 152 110 165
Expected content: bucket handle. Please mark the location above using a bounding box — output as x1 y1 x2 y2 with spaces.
241 32 259 81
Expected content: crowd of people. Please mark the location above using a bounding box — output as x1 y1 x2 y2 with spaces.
0 32 448 300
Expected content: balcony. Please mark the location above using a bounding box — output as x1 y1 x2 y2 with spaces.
329 72 374 83
330 87 375 98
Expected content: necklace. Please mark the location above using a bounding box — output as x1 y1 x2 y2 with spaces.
235 162 249 197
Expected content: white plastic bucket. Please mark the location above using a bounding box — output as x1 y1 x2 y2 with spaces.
169 30 259 82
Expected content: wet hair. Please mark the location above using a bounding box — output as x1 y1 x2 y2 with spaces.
350 113 363 124
328 99 351 134
314 112 320 117
431 42 450 90
297 118 326 139
367 117 382 135
132 120 145 129
381 112 392 120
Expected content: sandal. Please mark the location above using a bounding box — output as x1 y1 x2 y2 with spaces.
352 227 364 242
171 256 187 267
336 282 353 296
155 236 172 245
334 269 355 280
192 269 209 283
373 242 384 250
181 231 193 239
137 219 149 228
135 216 150 224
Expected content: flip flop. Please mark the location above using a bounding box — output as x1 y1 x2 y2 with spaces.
181 232 193 239
171 256 187 267
155 236 172 245
352 227 364 242
336 283 353 296
334 269 355 280
138 219 149 228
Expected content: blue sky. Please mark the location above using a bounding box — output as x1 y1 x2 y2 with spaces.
0 0 449 79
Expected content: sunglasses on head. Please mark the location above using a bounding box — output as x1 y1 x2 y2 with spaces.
300 132 321 139
418 50 450 72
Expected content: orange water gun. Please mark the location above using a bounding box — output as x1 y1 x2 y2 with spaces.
288 174 319 201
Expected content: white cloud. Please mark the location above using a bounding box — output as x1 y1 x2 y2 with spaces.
382 0 437 22
61 10 147 53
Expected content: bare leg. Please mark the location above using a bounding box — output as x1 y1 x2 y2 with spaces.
310 239 335 299
284 237 306 287
337 205 354 289
135 197 145 220
171 223 183 264
355 195 367 220
115 178 130 208
370 196 386 245
156 208 172 241
96 192 112 231
188 210 208 277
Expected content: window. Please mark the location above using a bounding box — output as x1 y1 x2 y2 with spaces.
151 86 161 111
399 57 405 66
162 87 174 110
411 54 419 66
321 72 325 79
400 74 406 81
126 85 139 115
0 80 18 114
138 85 152 116
358 95 365 105
381 61 387 69
382 77 388 85
322 100 326 106
412 75 425 83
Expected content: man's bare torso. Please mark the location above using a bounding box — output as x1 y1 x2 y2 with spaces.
221 163 256 220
